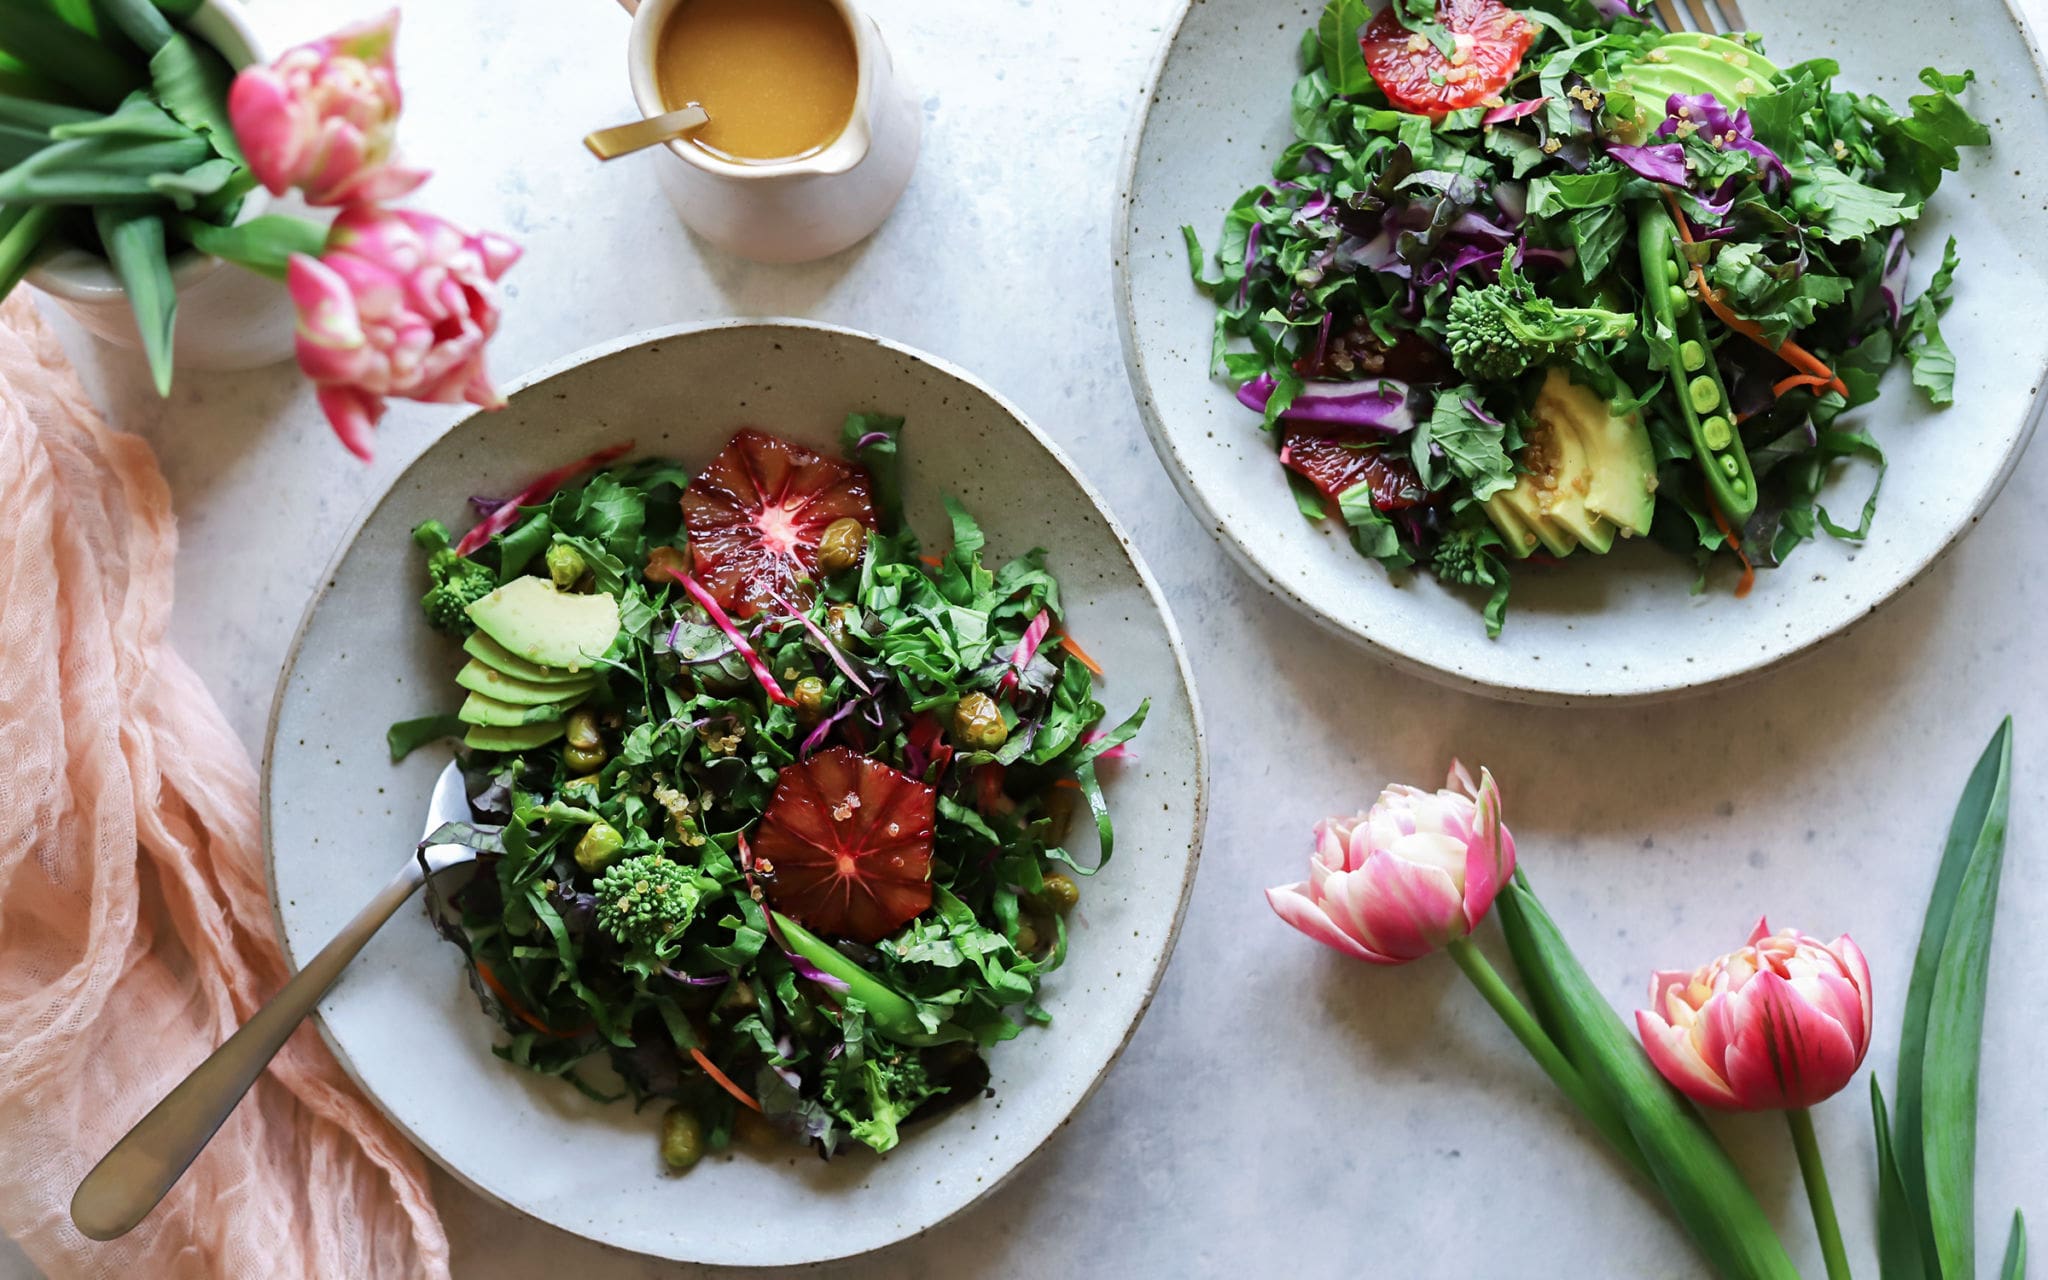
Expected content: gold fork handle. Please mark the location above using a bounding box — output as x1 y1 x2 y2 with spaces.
584 104 712 160
68 857 430 1241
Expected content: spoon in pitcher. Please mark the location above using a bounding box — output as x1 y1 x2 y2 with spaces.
584 102 711 160
69 761 480 1241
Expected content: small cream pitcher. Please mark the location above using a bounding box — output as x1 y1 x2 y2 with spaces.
613 0 921 264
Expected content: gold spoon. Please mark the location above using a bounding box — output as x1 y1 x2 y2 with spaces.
583 102 711 160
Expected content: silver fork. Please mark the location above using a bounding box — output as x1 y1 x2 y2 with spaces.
1648 0 1748 37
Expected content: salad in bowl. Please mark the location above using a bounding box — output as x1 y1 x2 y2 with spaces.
389 415 1145 1171
1186 0 1988 634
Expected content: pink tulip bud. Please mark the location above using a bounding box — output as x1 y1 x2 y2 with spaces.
227 9 428 207
1266 762 1515 964
1636 919 1873 1111
289 205 521 459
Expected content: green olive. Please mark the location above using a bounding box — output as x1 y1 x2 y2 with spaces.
791 676 829 724
1035 872 1080 915
952 692 1008 750
1014 921 1040 955
564 743 608 773
574 820 624 874
545 543 587 591
660 1106 706 1171
566 708 604 751
719 979 757 1011
823 603 861 649
815 518 868 575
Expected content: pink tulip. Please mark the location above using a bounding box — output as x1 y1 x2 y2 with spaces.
289 206 520 459
1266 763 1515 964
227 9 428 207
1637 919 1873 1111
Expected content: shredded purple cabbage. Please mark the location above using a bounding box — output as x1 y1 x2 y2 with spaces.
1607 141 1689 185
799 695 867 759
1879 228 1912 329
853 430 890 450
660 967 730 988
1482 98 1548 126
1236 374 1417 432
1656 92 1788 189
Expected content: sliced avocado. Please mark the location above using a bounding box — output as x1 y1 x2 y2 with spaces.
459 690 579 728
465 576 620 671
464 719 567 752
464 631 588 684
1493 483 1579 557
1531 403 1615 554
1536 369 1658 539
456 659 598 707
1483 496 1542 559
1609 34 1780 118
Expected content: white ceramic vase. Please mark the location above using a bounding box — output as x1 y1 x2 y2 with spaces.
25 0 301 374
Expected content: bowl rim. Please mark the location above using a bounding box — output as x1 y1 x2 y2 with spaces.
257 316 1210 1266
1111 0 2048 706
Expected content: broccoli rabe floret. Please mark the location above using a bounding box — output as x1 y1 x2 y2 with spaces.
1430 521 1513 639
412 519 495 635
821 1051 943 1154
594 854 700 951
1445 257 1636 383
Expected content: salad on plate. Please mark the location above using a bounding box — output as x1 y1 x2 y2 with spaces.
388 416 1145 1171
1186 0 1989 633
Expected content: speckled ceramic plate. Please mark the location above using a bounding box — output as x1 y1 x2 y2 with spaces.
1116 0 2048 704
262 321 1205 1267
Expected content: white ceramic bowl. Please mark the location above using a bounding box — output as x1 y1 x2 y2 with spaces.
262 321 1206 1267
27 0 300 373
1115 0 2048 704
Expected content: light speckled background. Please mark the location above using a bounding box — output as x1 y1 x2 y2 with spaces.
10 0 2047 1276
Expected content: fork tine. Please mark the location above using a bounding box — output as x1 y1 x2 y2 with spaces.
1716 0 1748 31
1652 0 1684 31
1683 0 1719 31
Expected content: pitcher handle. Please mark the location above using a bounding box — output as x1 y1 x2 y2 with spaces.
615 0 637 13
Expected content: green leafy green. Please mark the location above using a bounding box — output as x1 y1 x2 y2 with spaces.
91 203 174 394
1317 0 1372 96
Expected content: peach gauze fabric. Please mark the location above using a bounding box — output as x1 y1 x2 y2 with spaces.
0 297 449 1279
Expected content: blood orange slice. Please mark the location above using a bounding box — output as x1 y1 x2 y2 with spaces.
681 429 877 618
1362 0 1535 120
1282 428 1428 512
754 747 936 944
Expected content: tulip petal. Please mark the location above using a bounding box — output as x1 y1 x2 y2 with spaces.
1265 882 1392 964
1343 854 1467 959
1718 969 1863 1109
1637 1007 1742 1107
316 384 384 461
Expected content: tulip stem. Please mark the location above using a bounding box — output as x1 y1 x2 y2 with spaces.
1786 1107 1853 1280
1445 937 1644 1176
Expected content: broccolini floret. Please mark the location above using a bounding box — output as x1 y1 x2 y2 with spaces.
1445 257 1637 383
594 854 700 951
1429 521 1513 639
412 519 495 635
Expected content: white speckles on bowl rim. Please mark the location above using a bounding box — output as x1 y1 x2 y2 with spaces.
261 320 1207 1267
1115 0 2048 704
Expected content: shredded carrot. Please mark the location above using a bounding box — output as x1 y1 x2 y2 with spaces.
689 1045 763 1112
1772 372 1833 396
1051 778 1082 791
1056 635 1104 677
474 961 589 1038
1705 494 1757 599
1659 191 1848 398
920 554 944 567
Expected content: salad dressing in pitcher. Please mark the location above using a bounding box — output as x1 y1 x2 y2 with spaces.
654 0 859 163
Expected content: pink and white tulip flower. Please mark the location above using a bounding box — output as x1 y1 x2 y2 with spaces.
1637 919 1873 1111
1266 764 1516 964
289 206 520 459
227 9 428 207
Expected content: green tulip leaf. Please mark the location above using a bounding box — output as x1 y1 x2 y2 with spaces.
1871 1077 1931 1280
149 33 240 167
0 121 52 170
1999 1212 2027 1280
1497 873 1802 1280
0 202 59 299
1921 720 2015 1280
147 153 234 208
0 90 93 130
146 0 202 19
92 204 176 395
178 212 325 279
0 4 142 110
95 0 174 56
0 126 210 203
49 90 185 141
